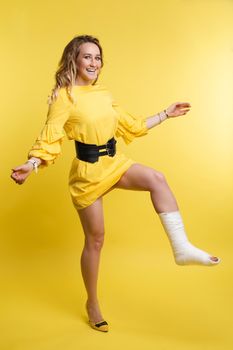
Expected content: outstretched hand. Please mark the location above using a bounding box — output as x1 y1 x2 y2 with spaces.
11 162 33 185
166 102 191 118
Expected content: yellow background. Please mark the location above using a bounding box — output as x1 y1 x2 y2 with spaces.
1 0 233 349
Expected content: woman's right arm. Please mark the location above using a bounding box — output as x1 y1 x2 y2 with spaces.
11 88 71 185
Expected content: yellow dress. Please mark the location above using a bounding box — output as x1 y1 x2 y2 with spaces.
28 84 149 210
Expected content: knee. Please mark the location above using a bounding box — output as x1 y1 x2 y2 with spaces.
149 170 167 190
86 230 105 251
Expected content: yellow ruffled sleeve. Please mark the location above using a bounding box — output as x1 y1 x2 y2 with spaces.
28 89 72 167
112 101 149 145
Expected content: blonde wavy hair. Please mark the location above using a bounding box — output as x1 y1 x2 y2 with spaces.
48 35 104 105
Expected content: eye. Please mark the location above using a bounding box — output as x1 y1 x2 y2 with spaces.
96 56 101 61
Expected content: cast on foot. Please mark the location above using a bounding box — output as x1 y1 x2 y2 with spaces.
172 241 220 266
159 211 221 266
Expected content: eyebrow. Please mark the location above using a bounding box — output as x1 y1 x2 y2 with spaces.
83 53 101 57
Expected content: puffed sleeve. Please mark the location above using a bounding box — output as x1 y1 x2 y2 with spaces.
28 89 72 168
112 100 149 145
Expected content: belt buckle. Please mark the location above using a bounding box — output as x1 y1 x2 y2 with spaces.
106 145 112 156
106 139 116 157
106 140 113 156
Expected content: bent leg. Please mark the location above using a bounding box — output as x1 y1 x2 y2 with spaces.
115 163 220 266
115 163 178 213
77 197 107 324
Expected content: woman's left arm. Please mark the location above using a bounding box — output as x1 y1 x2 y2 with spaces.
146 102 191 129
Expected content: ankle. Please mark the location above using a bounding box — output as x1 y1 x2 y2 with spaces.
86 299 99 307
87 297 98 302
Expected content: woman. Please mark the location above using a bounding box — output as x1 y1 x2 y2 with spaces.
11 35 220 333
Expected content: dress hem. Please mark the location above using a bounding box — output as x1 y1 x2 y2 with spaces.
69 158 136 210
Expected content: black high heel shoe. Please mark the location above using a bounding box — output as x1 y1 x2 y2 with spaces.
85 301 109 332
89 319 109 332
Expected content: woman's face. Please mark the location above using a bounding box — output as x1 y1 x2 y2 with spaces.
76 42 102 85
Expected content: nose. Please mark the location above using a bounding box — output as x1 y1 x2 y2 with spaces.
90 57 96 67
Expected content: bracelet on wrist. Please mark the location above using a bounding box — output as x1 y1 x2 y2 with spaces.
27 159 39 174
158 110 168 123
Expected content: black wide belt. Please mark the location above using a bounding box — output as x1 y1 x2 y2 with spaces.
75 137 117 163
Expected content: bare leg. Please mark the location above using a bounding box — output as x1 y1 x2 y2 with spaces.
77 197 106 324
115 163 219 264
115 163 178 213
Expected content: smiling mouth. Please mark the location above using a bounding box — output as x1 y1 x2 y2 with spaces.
86 69 97 73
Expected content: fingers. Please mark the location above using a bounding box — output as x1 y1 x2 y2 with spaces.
179 104 191 115
11 173 19 183
176 102 191 108
167 102 191 118
11 170 26 185
11 163 33 185
175 103 191 114
181 108 190 113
